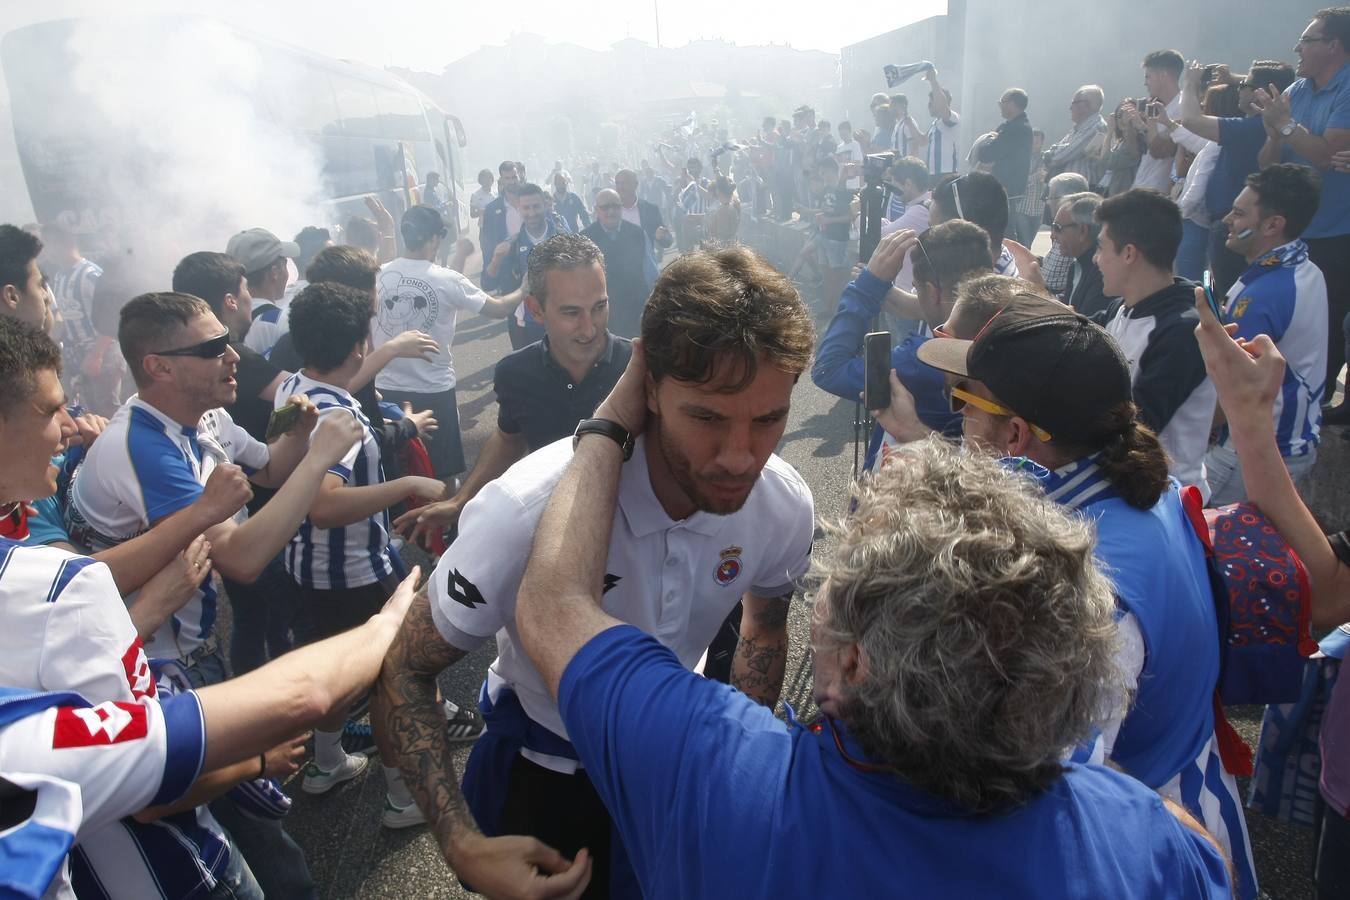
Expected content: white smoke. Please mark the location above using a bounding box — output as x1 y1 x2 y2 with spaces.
59 15 326 281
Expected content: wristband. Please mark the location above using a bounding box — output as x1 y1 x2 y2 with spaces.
257 753 267 780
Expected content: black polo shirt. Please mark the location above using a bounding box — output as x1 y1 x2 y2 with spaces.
494 333 633 452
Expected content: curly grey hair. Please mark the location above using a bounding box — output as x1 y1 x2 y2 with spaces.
810 438 1126 814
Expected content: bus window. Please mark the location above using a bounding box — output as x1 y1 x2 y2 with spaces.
331 75 382 139
374 89 429 142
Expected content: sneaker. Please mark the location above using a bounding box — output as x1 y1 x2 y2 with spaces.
300 753 369 795
443 700 485 744
340 720 377 757
381 796 427 829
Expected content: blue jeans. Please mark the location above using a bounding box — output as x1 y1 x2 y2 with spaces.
223 554 300 676
204 838 264 899
1175 218 1210 282
210 797 318 900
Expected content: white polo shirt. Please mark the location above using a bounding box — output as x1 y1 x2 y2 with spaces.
276 371 395 590
68 396 270 660
0 688 206 900
430 435 814 768
373 257 489 394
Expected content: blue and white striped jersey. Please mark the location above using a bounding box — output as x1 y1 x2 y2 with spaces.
276 371 395 590
68 397 269 661
0 687 206 900
1222 240 1327 458
242 301 287 358
926 113 961 176
0 539 227 900
51 258 102 347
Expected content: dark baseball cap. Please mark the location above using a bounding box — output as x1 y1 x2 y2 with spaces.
916 293 1133 445
400 205 447 245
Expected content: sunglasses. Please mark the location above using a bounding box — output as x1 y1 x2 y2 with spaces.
154 331 231 359
1049 221 1081 234
912 237 943 299
949 385 1052 442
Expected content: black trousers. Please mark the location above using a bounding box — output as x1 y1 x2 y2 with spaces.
1306 233 1350 399
499 755 613 899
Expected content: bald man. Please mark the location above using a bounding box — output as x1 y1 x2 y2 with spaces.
582 189 658 338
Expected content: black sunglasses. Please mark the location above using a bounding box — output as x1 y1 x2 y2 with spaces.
154 332 231 359
912 237 942 298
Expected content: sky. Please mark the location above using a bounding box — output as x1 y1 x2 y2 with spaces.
3 0 948 71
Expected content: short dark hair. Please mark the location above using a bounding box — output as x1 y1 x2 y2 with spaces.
889 155 929 189
1246 164 1322 239
526 233 605 306
306 245 380 294
889 93 909 110
172 251 246 313
912 221 996 294
517 182 545 200
1096 189 1183 270
931 172 1009 258
294 226 332 273
1317 6 1350 48
119 292 214 387
345 216 380 253
838 119 852 131
642 243 814 390
1004 88 1029 111
1248 60 1297 94
498 160 517 175
0 315 61 418
245 258 283 291
288 282 373 372
0 224 42 294
1143 49 1184 79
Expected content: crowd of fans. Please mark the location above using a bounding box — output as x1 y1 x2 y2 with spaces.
4 6 1350 900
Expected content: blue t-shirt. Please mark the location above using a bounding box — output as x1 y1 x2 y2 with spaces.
1284 64 1350 238
559 624 1232 900
1207 116 1268 219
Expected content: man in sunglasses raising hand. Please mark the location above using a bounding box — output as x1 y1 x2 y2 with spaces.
69 291 364 682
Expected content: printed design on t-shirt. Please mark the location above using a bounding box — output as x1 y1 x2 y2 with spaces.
714 545 743 586
446 568 486 610
376 271 440 338
121 638 157 700
603 573 621 595
51 701 148 748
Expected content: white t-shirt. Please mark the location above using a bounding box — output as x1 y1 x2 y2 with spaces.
429 436 815 770
372 257 489 393
837 139 863 189
471 187 494 215
68 397 270 660
242 300 288 358
620 201 642 228
274 370 395 590
1133 94 1183 193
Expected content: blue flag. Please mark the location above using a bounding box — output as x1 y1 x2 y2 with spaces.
883 61 935 88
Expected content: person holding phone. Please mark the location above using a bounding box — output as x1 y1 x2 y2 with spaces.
1203 164 1326 504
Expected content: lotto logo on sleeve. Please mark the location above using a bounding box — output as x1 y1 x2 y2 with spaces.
52 701 149 748
121 638 157 700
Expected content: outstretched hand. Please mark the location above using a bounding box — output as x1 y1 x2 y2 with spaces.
1192 285 1284 435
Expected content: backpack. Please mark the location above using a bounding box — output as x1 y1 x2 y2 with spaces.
1180 487 1318 706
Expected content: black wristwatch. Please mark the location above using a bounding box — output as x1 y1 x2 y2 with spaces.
573 417 635 460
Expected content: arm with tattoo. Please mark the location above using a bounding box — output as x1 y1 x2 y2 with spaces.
732 592 792 708
372 589 592 898
373 589 475 858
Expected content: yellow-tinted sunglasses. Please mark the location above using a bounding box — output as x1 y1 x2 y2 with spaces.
949 385 1052 442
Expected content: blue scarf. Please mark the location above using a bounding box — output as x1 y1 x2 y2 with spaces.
1000 453 1119 510
1239 239 1309 288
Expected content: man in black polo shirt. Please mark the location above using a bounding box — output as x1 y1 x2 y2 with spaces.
395 232 631 547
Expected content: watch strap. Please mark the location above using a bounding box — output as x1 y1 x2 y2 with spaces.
573 418 635 461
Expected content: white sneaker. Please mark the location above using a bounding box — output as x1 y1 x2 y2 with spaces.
300 753 369 795
381 796 427 829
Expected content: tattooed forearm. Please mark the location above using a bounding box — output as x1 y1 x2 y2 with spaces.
732 592 792 707
372 589 478 860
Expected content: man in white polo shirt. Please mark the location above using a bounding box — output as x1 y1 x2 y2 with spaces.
374 244 817 900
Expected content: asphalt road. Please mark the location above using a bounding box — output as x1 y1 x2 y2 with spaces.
276 233 1333 898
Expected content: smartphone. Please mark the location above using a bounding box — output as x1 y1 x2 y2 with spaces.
863 331 892 411
265 402 303 442
1201 270 1225 323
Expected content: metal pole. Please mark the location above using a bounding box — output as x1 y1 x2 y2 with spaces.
653 0 661 48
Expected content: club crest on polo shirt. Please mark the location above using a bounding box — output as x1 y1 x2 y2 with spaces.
1232 296 1252 319
714 546 743 586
